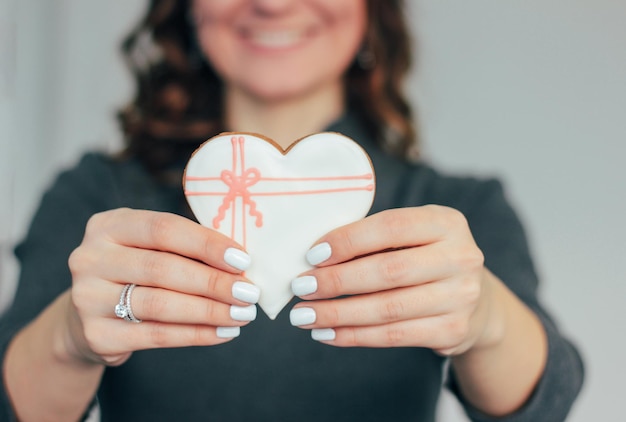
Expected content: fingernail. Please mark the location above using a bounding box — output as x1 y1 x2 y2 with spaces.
306 242 331 266
291 275 318 297
232 281 260 304
312 328 336 341
230 305 257 321
224 248 251 271
216 326 240 339
289 307 316 326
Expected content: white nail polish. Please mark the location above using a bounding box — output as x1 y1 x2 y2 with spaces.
306 242 331 266
230 304 257 321
232 281 260 304
312 328 336 341
216 326 240 339
289 307 316 326
291 275 318 297
224 248 251 271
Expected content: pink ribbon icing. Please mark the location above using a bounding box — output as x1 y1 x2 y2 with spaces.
212 152 263 230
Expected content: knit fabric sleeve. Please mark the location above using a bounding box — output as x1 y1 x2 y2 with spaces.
447 179 584 421
0 154 119 421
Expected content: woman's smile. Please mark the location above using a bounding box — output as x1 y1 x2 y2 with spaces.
193 0 367 101
237 27 318 51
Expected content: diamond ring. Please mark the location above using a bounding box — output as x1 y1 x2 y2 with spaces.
114 284 142 323
124 284 142 323
114 284 131 320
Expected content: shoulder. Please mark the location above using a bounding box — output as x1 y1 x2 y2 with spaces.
374 155 507 218
57 152 145 189
35 153 121 214
48 152 175 211
401 162 524 242
52 152 129 195
416 162 502 203
21 153 142 237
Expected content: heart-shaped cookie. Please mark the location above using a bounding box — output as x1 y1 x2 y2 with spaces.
184 132 375 319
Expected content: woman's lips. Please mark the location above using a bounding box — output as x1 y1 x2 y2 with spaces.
238 27 317 50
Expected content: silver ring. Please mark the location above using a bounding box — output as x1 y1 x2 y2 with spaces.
124 284 142 323
114 284 131 320
114 284 142 323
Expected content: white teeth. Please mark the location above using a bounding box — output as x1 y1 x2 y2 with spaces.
248 30 304 48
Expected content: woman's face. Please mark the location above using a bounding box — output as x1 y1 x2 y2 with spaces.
192 0 367 102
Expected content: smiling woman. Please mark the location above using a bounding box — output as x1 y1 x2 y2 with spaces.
192 0 366 106
0 1 584 421
118 0 414 178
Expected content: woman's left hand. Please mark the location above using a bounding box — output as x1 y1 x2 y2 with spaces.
290 205 504 356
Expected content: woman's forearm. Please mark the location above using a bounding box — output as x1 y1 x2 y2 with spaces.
451 270 548 417
3 290 104 422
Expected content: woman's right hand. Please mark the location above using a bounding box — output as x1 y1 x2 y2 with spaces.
66 208 259 366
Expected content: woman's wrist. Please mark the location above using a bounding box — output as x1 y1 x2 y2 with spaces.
465 269 509 354
51 291 104 368
450 270 548 416
5 290 105 421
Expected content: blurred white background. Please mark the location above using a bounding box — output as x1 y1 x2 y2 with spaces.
1 1 625 421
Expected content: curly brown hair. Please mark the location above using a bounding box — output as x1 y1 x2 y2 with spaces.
118 0 417 178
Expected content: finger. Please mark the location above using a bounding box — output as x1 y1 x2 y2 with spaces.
87 319 241 355
290 278 470 328
127 285 257 325
306 205 468 266
95 245 260 306
86 209 251 273
77 281 256 326
294 243 456 299
311 314 467 350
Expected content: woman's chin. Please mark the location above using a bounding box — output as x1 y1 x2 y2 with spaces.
239 76 341 106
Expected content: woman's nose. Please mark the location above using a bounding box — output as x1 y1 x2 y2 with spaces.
250 0 298 16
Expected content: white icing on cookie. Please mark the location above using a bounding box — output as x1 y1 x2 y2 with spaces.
184 132 375 319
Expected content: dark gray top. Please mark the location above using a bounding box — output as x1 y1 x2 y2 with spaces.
0 114 583 421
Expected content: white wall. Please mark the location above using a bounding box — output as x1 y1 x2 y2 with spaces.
0 0 145 311
407 2 626 421
1 1 624 421
0 0 19 311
